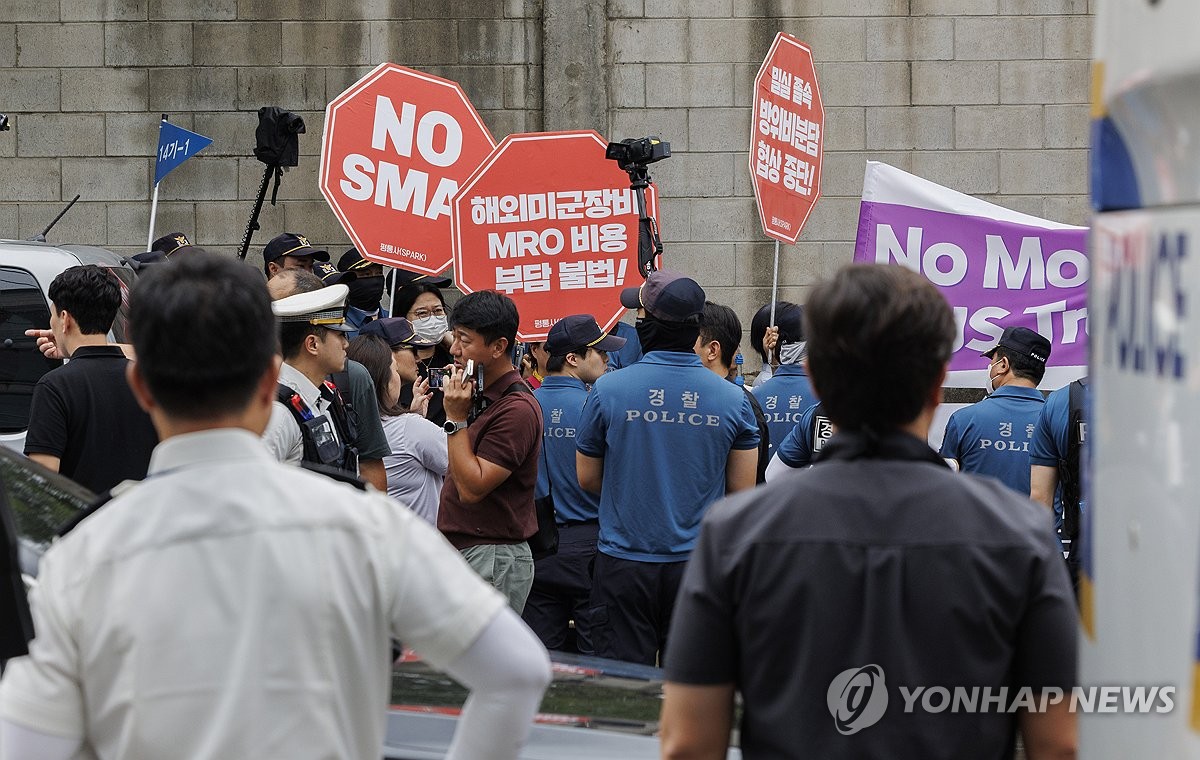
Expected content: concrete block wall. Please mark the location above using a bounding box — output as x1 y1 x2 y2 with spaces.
0 2 1090 364
607 2 1092 364
0 1 543 268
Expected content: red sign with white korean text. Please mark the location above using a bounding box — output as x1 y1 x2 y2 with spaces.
320 63 496 275
750 33 824 244
451 131 659 341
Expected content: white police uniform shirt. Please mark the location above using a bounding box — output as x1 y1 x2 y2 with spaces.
262 361 342 465
0 429 504 760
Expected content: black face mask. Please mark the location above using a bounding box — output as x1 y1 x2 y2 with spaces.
347 276 385 311
636 315 700 353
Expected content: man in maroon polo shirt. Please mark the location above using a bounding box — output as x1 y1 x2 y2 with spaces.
437 290 542 613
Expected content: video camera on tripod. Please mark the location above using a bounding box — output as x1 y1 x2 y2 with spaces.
605 136 670 279
238 107 306 261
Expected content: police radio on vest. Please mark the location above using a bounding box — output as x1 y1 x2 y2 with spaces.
339 95 463 221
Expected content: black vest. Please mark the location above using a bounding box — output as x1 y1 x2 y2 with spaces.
276 377 359 474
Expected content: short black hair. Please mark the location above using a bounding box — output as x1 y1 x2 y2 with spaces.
749 300 799 363
48 265 121 335
276 272 329 360
130 252 276 420
449 290 518 350
805 264 955 432
545 347 592 374
394 283 447 319
699 301 742 368
994 346 1046 385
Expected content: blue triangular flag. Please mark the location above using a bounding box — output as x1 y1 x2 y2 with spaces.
154 120 213 185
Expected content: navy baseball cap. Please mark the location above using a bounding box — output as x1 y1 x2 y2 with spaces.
983 326 1051 365
385 267 453 289
314 260 355 286
360 317 438 348
263 232 330 264
152 231 201 257
544 315 627 357
619 269 705 323
337 248 381 273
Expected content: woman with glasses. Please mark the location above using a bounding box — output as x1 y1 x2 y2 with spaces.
394 283 454 425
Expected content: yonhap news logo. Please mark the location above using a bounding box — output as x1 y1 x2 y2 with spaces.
826 664 1176 735
826 665 889 735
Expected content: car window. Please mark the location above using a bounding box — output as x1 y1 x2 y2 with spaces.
0 267 62 434
0 445 92 577
390 650 665 735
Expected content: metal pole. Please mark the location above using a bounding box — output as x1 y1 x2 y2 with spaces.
388 267 398 314
767 239 781 365
146 183 160 252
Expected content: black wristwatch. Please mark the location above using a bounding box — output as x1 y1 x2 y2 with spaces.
443 419 468 435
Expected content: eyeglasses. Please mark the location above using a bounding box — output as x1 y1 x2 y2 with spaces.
411 306 447 320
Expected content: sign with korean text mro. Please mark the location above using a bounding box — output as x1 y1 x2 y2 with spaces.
452 131 658 341
750 32 824 243
319 63 496 275
854 162 1088 390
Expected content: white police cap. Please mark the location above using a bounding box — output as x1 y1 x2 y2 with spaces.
271 283 353 332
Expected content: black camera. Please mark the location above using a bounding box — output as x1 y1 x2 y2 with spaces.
605 137 670 171
253 107 305 168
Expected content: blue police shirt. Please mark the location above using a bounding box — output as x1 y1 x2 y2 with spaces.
751 364 816 457
1030 382 1090 531
940 385 1045 496
344 305 388 340
576 351 760 562
606 321 643 371
533 375 600 524
775 401 836 468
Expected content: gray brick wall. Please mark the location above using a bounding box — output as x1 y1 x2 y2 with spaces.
606 4 1091 367
0 2 1090 370
0 2 543 268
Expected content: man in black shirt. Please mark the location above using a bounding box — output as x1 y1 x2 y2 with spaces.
661 264 1077 760
24 266 157 494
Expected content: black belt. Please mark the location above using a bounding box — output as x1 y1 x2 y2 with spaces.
558 518 598 528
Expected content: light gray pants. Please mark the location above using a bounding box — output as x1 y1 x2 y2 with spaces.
461 541 534 614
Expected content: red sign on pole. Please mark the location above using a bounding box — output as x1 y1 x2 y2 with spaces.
750 33 824 244
320 63 496 275
451 131 658 341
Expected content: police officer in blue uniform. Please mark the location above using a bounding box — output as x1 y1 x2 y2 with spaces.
751 303 816 458
521 315 626 654
576 270 760 666
336 248 389 338
1031 377 1090 583
765 400 836 479
940 326 1051 495
605 319 643 371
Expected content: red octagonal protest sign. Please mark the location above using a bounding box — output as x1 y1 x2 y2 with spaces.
750 33 825 244
452 130 658 341
320 63 496 275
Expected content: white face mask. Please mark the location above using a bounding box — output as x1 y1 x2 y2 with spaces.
412 315 448 344
985 360 1001 395
779 340 806 366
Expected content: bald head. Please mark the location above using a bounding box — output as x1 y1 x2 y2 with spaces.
267 268 324 301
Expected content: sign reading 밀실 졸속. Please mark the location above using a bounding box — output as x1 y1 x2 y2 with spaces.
750 32 825 244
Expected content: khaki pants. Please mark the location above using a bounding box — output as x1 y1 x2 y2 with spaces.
461 542 534 614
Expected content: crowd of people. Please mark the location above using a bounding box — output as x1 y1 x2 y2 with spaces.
0 230 1085 758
